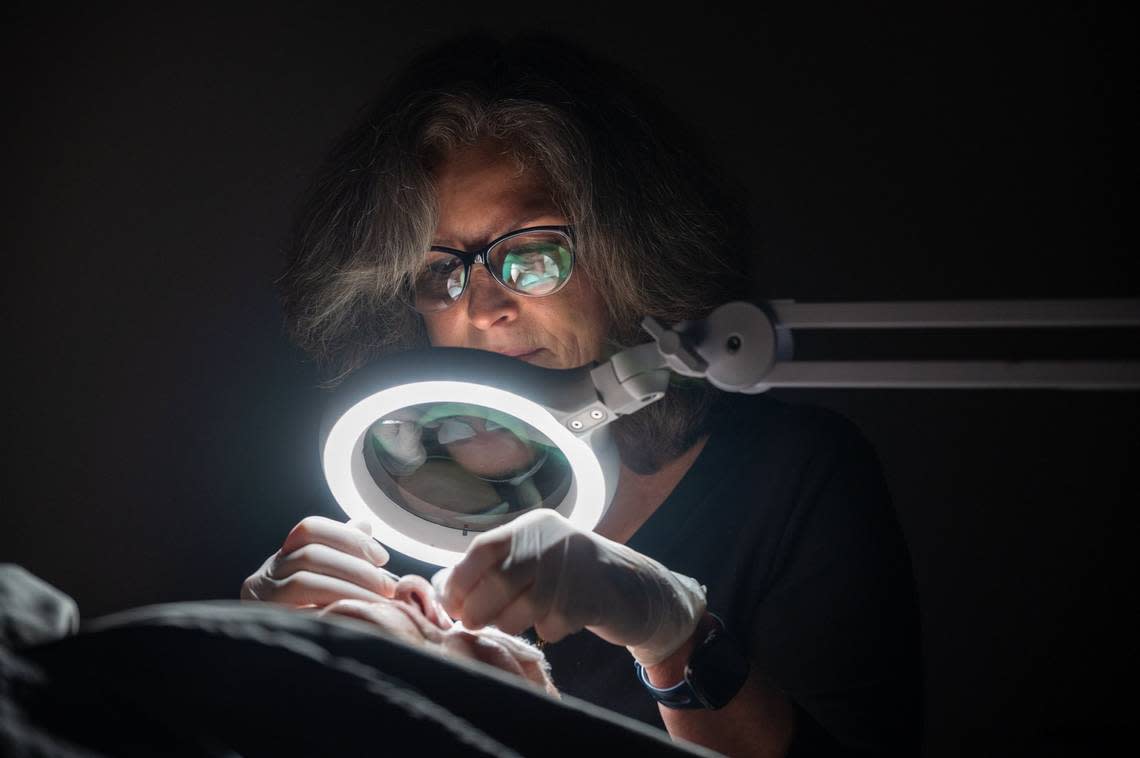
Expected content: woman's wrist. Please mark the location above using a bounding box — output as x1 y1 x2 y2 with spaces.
623 567 708 667
641 611 716 687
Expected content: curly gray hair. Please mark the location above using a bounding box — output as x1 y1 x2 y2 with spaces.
279 34 755 472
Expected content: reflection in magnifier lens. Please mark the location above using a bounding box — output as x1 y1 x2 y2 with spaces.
363 402 571 532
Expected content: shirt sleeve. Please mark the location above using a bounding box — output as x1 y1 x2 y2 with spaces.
745 414 923 757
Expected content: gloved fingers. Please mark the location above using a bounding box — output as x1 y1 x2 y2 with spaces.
370 417 428 475
533 611 579 644
280 515 389 567
260 570 389 607
429 566 451 598
347 518 372 536
373 418 424 450
272 543 398 599
456 563 533 630
435 531 511 618
471 527 578 634
489 588 542 636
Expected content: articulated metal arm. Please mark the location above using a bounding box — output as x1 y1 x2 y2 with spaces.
604 299 1140 393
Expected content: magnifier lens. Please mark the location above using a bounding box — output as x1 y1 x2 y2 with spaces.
363 402 572 532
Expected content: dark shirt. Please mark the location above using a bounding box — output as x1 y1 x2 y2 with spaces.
541 395 923 756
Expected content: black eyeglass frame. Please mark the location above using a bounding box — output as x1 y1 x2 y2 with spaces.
416 225 576 312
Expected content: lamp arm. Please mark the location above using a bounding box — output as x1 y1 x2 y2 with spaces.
638 299 1140 392
588 342 671 417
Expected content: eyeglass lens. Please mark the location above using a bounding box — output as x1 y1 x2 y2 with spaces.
413 230 573 312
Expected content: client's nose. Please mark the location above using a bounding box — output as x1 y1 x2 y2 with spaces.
395 575 452 629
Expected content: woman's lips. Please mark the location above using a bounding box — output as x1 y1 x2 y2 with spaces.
514 348 545 363
484 347 547 365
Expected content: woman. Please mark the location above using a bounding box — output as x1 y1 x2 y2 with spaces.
243 34 921 757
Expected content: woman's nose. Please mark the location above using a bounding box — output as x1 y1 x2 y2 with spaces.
395 574 453 629
464 266 518 329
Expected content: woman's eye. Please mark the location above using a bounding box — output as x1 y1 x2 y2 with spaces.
428 259 460 275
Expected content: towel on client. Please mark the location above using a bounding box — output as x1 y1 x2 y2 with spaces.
0 566 714 757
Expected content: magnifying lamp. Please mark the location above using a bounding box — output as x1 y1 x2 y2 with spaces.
321 298 1140 566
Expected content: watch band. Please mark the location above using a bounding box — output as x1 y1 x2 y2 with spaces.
634 612 750 710
634 658 705 709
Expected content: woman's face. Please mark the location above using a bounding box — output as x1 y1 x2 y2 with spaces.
420 140 611 370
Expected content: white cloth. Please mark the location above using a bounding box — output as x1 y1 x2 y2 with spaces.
0 564 79 648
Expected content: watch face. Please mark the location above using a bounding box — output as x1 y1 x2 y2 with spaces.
686 631 750 709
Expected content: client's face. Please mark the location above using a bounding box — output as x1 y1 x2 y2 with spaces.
318 575 556 696
439 415 538 480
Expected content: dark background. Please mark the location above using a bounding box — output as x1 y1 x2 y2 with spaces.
2 2 1135 755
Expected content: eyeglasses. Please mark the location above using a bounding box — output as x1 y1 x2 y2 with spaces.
412 225 575 313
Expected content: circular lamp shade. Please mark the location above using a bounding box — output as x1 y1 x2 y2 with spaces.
320 349 620 566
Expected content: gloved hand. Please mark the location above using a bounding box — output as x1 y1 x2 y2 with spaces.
432 509 707 667
369 408 427 476
240 517 397 606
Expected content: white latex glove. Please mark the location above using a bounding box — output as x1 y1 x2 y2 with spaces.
432 509 707 667
369 408 427 476
240 517 397 607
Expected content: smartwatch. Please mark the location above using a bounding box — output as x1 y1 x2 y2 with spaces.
634 613 750 710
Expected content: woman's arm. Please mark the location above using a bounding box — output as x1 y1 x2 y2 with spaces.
644 613 796 757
